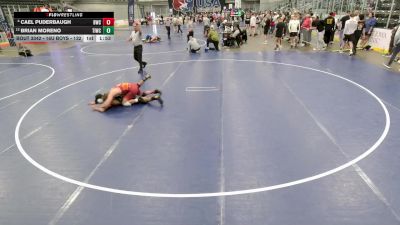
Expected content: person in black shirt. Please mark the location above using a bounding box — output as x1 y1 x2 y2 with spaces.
263 14 271 44
274 17 286 51
384 25 399 57
353 14 365 54
324 12 336 46
339 12 351 49
187 28 194 42
245 13 251 29
313 16 326 50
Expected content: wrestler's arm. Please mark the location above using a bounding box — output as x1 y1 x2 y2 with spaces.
92 88 120 112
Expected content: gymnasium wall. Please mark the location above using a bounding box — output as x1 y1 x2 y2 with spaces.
72 3 132 20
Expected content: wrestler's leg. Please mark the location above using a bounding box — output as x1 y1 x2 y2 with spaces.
137 74 151 86
141 89 161 96
138 93 163 105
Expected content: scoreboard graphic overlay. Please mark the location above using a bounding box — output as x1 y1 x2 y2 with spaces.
14 12 114 42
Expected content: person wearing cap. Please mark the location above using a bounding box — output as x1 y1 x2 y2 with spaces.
206 25 220 51
128 22 147 74
90 74 163 112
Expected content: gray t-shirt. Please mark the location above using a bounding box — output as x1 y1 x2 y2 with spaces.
130 30 142 46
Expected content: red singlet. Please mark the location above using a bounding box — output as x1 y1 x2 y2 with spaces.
116 82 141 101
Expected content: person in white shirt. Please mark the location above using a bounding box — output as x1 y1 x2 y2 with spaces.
177 16 183 34
187 36 201 53
250 14 257 36
187 16 194 29
128 22 147 73
343 14 358 55
203 15 210 37
165 17 171 39
230 26 242 47
172 17 178 33
288 14 300 48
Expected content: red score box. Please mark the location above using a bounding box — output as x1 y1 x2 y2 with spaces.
102 18 114 26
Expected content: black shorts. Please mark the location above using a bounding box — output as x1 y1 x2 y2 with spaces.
289 32 298 37
245 20 250 24
264 26 269 34
343 34 354 42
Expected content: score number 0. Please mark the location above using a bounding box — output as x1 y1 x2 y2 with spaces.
103 18 114 26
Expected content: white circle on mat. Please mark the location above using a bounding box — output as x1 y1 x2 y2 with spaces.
80 39 207 56
15 59 390 198
0 63 55 101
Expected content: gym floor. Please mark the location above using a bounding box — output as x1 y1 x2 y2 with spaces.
1 25 400 225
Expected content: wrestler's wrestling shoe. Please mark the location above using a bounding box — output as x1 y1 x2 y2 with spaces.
153 95 163 105
154 89 162 95
143 74 151 81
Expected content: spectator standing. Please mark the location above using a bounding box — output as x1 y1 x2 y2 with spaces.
343 14 358 55
250 13 257 36
353 14 365 54
203 15 210 37
165 17 171 39
274 17 286 51
383 25 400 68
360 12 377 48
263 14 271 44
339 12 351 49
324 12 336 46
301 14 312 45
288 14 301 48
313 16 326 50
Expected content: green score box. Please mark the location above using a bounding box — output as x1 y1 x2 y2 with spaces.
103 26 114 35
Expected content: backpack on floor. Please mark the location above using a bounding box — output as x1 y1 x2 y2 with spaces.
19 49 33 57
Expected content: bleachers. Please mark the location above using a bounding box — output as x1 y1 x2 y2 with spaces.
374 0 399 28
0 0 64 28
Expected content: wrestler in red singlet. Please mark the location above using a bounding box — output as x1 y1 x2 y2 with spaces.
116 82 141 101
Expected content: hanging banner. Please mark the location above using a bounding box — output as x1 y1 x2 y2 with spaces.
128 0 134 26
169 0 224 14
0 7 15 46
234 0 241 8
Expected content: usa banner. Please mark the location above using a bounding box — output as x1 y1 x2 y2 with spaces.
169 0 224 14
128 0 134 26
